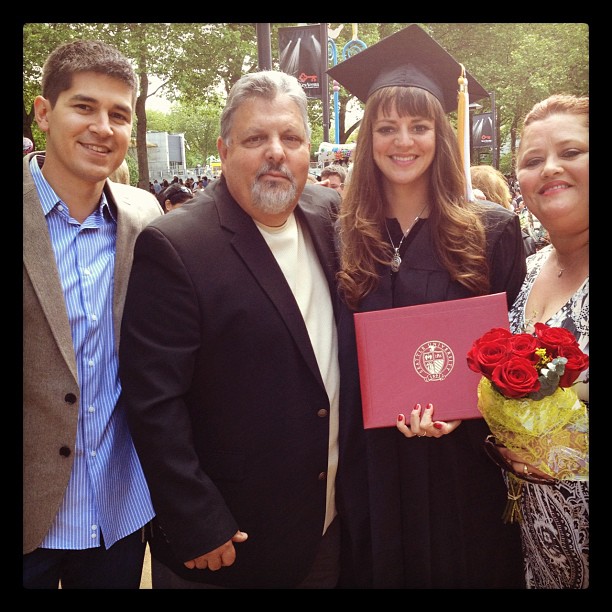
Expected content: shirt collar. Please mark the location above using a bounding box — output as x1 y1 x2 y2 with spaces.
30 154 112 220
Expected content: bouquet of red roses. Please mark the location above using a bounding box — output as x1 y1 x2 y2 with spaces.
467 323 589 481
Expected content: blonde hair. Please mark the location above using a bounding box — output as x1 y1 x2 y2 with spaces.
470 165 512 210
109 159 130 185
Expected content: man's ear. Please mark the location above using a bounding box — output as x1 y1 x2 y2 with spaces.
217 136 228 162
34 95 52 133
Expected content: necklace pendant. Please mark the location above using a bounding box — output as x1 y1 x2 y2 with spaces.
557 268 564 278
391 250 401 273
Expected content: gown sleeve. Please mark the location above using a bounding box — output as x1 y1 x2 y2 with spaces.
483 205 527 309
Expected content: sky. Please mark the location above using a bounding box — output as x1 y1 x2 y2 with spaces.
147 76 172 113
148 94 172 113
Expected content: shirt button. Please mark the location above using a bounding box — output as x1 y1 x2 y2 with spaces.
318 472 326 481
88 360 94 367
91 314 98 321
64 393 77 404
59 446 71 457
317 409 328 418
91 450 96 457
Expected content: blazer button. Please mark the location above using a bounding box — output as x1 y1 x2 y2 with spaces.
318 471 327 481
59 446 71 457
64 393 77 404
317 408 328 418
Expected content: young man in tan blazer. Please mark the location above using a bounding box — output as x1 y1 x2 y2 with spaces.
23 39 163 589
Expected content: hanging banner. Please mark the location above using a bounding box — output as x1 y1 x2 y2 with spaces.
279 24 323 99
472 112 495 149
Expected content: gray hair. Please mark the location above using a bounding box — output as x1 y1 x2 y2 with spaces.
220 71 311 145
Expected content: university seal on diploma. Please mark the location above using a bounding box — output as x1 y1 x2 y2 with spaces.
414 341 455 382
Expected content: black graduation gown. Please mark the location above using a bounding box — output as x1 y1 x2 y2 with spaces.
337 203 527 589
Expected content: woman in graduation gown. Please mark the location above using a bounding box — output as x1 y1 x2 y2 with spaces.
330 25 527 589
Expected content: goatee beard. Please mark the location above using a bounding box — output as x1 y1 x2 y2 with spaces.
252 163 298 214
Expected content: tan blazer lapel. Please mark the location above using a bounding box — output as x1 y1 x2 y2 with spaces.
23 157 78 382
105 181 163 352
106 184 140 352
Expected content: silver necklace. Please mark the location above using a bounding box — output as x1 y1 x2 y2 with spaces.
385 205 428 273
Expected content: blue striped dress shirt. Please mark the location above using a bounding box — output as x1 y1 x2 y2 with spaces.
30 157 155 550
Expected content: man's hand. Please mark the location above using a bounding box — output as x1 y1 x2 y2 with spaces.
183 530 248 571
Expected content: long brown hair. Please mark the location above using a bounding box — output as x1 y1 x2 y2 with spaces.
337 86 490 310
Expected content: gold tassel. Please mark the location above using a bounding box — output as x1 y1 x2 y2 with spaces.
502 473 524 524
457 64 474 201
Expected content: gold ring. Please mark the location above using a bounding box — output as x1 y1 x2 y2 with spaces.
523 464 530 475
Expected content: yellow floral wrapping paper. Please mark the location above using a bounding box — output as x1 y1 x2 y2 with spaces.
477 377 589 481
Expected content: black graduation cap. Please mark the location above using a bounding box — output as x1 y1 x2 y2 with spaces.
327 24 488 113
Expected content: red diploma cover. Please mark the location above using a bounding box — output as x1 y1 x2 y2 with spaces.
354 292 510 428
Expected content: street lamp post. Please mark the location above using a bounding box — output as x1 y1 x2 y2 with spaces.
489 91 498 169
256 23 272 70
468 101 483 165
328 25 367 144
327 38 339 144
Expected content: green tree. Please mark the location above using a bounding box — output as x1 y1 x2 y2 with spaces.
498 23 588 172
124 154 139 187
161 101 224 169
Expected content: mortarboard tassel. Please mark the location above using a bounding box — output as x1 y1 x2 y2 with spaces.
457 64 474 202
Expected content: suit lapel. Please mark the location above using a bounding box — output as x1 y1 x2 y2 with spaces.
105 183 141 351
295 193 339 308
23 156 78 381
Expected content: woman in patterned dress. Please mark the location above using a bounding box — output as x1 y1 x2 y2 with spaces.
502 94 589 588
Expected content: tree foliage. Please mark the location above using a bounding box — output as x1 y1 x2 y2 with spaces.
24 22 588 183
153 101 224 169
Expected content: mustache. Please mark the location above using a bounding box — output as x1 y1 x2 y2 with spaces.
255 162 295 183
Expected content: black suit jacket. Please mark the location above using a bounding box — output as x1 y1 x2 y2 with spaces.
120 178 341 588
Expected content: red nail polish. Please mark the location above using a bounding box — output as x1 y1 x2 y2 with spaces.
433 422 443 430
427 403 433 410
413 403 421 411
398 414 404 422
